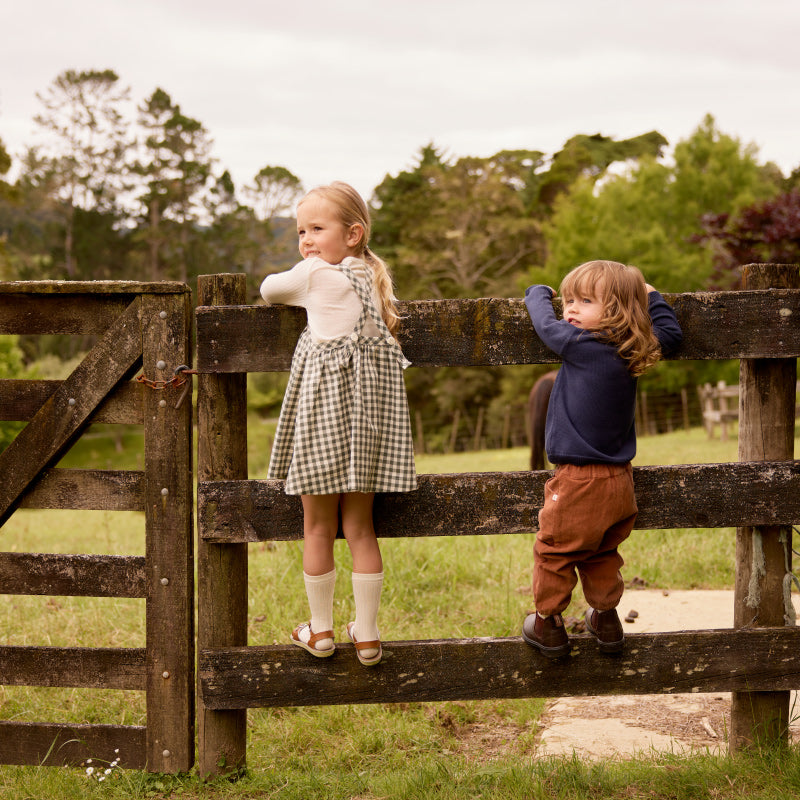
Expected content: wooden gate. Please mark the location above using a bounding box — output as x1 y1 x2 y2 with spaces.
195 265 800 776
0 281 194 773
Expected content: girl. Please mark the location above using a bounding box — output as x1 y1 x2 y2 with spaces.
522 260 682 658
260 181 416 666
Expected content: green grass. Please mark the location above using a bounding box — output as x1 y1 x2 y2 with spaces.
1 422 798 798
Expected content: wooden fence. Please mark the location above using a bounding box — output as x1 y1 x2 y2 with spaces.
699 380 800 441
195 264 800 776
0 281 194 773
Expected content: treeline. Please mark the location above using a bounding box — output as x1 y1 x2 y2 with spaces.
2 70 799 451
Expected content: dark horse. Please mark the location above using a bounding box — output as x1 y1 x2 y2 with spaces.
528 370 557 470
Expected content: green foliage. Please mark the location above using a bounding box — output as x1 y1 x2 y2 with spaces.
536 130 668 211
538 115 783 293
0 334 25 377
247 372 289 418
0 136 11 180
0 335 28 450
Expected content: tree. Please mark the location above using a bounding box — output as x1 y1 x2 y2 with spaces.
132 88 215 281
27 69 130 276
243 165 303 221
239 165 304 293
695 191 800 287
397 154 542 298
201 170 278 300
371 143 446 295
0 136 11 184
535 131 668 211
538 115 782 293
372 145 541 299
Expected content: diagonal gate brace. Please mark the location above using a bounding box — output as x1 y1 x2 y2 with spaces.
0 297 143 528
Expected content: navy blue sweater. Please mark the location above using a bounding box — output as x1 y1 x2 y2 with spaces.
524 285 683 465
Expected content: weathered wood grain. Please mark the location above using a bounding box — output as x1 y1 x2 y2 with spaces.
0 294 135 335
141 291 195 773
195 273 249 777
197 460 800 543
18 468 144 511
0 281 189 294
0 721 146 768
0 553 145 597
732 262 799 751
195 289 800 372
199 627 800 709
0 379 143 423
0 298 143 527
0 646 146 689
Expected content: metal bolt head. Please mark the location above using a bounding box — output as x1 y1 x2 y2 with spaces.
156 360 167 371
159 311 168 319
161 577 169 586
161 487 169 496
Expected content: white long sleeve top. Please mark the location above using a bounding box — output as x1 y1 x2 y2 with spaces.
259 256 382 341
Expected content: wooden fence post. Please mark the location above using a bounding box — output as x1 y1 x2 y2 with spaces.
731 263 799 752
197 274 248 776
141 289 195 772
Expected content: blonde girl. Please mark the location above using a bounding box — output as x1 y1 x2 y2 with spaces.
260 182 416 666
521 260 682 658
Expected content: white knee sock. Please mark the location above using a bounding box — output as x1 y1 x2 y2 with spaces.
303 568 336 649
352 571 383 657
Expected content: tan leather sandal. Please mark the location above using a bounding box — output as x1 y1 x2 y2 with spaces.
291 622 335 657
345 621 382 666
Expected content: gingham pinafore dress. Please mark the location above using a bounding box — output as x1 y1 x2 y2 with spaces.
267 264 417 496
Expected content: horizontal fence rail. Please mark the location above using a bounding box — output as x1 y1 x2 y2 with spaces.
16 469 145 511
1 646 146 689
0 721 146 769
0 552 146 596
0 379 144 423
200 627 800 709
198 461 800 542
196 289 800 372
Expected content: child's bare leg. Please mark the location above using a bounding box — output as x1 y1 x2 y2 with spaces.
340 492 381 573
301 494 339 574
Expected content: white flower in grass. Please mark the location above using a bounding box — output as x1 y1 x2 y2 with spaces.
84 750 122 781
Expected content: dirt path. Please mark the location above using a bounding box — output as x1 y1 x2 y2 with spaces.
534 590 800 758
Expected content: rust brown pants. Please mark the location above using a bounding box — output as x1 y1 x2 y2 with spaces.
533 462 637 616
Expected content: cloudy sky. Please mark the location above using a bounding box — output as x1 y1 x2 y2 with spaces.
3 0 799 202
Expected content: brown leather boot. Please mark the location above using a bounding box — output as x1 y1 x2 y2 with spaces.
584 607 624 654
522 612 571 658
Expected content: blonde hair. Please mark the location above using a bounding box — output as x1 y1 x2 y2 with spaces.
559 260 661 376
298 181 401 336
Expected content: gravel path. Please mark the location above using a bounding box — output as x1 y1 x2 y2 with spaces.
534 590 800 758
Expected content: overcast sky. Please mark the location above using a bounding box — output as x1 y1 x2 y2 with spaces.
3 0 799 203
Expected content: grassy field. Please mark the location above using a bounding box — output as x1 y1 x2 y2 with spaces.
1 422 799 798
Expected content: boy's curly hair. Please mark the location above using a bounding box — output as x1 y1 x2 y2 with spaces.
559 260 662 376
